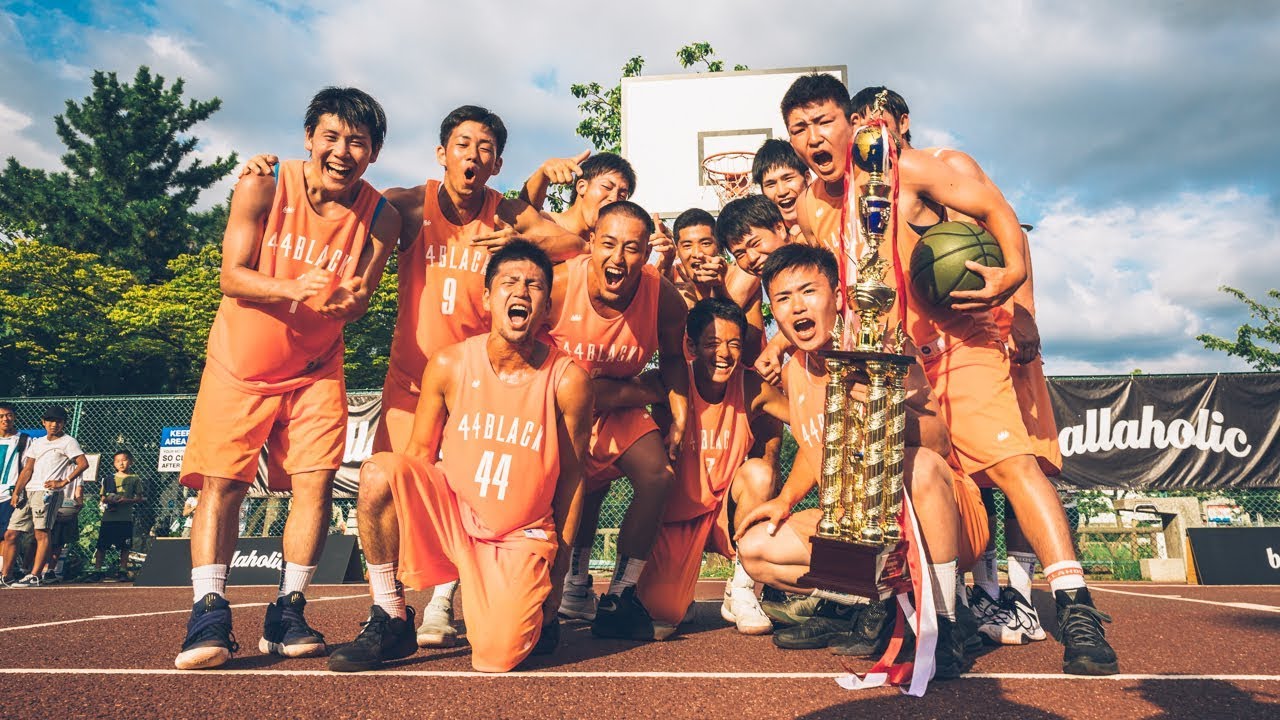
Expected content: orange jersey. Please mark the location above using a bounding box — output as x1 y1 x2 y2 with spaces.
801 181 999 357
547 254 660 379
205 160 383 394
439 336 573 540
783 352 828 480
387 180 503 391
665 364 753 522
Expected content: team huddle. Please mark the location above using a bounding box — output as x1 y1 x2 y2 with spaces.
173 75 1119 683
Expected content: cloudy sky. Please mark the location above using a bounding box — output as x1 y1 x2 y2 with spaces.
3 0 1278 375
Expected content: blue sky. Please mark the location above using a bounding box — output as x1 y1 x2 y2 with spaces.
2 0 1278 375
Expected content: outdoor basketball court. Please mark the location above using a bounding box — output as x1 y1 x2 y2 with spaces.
2 580 1277 718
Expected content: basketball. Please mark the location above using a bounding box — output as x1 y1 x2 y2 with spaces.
909 221 1005 307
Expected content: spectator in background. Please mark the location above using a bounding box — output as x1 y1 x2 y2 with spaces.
3 406 88 588
0 402 34 586
93 450 144 581
181 489 198 538
46 471 85 583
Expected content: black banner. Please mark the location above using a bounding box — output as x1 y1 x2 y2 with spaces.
1048 373 1280 490
1187 527 1280 585
135 535 364 586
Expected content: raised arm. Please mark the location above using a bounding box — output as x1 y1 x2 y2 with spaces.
492 196 588 261
519 151 590 210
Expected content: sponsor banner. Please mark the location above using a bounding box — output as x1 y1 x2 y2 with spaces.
1049 373 1280 489
1187 527 1280 585
134 535 363 586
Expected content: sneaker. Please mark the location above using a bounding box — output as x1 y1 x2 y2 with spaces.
1054 587 1118 676
971 585 1013 645
721 582 773 635
41 571 60 585
416 595 459 648
558 577 598 621
992 586 1047 644
531 618 560 656
11 574 41 588
328 605 418 673
592 586 674 641
933 616 973 680
759 592 823 627
259 591 327 658
772 599 858 650
175 593 239 670
953 599 985 655
830 599 893 657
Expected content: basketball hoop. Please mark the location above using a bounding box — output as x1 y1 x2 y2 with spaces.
702 151 756 207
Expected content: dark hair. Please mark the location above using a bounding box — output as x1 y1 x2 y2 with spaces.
687 297 747 342
484 239 554 291
0 401 15 414
761 244 839 298
596 200 655 237
780 73 852 122
713 194 785 251
114 449 133 460
672 208 715 240
849 86 912 144
751 139 808 186
570 153 636 203
439 105 508 156
304 87 388 153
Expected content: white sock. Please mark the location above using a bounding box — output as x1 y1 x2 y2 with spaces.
278 562 317 598
1044 560 1087 593
367 561 406 620
730 558 755 589
608 556 646 595
931 561 958 620
971 550 1000 598
192 564 228 602
809 588 863 606
1007 551 1037 600
431 580 458 605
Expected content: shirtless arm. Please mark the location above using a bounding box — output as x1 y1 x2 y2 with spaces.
592 369 665 413
519 151 590 210
735 373 815 539
403 345 461 461
483 197 587 260
656 278 691 462
746 371 791 425
794 188 818 245
546 361 593 619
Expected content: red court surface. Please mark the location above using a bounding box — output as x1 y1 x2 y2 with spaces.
1 580 1278 719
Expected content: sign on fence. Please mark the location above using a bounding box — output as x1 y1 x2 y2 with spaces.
158 426 190 473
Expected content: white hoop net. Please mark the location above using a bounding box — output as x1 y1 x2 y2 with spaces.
702 151 756 207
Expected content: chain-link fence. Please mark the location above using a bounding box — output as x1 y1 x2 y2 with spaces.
6 394 1279 581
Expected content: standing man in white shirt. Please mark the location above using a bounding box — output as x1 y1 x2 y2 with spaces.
1 406 88 587
0 401 34 584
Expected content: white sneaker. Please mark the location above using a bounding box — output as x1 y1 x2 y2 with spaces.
11 574 42 588
416 596 458 648
558 577 598 621
720 581 772 635
993 586 1047 644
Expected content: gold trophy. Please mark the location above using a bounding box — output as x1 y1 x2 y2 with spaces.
798 101 915 600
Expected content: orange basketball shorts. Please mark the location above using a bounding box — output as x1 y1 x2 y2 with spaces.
181 364 346 490
637 502 734 627
371 451 556 673
585 406 659 493
1010 357 1063 477
922 339 1033 481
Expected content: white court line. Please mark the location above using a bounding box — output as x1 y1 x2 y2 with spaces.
0 668 1278 682
1088 586 1280 614
0 593 367 633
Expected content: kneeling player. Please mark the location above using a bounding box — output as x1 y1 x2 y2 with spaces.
328 241 593 673
735 245 971 678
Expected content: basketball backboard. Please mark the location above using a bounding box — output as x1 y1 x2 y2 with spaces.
621 65 847 218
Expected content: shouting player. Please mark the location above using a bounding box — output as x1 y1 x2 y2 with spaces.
176 87 400 670
327 240 593 673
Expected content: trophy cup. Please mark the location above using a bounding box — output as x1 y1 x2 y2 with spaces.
798 106 916 600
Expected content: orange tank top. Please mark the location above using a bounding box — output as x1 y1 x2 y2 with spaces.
387 180 503 392
665 363 753 522
783 352 828 478
206 160 383 394
547 254 661 379
439 335 573 540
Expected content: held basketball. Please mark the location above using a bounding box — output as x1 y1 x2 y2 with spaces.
909 221 1005 307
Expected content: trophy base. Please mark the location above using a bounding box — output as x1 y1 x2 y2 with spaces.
799 537 912 601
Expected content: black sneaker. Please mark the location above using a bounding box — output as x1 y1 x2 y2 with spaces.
772 599 858 650
531 618 560 656
1054 587 1118 676
953 600 984 655
933 615 972 680
592 587 673 641
260 591 327 658
328 605 418 673
175 593 239 670
760 592 824 628
830 599 893 656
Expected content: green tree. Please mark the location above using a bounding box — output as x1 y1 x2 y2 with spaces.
344 254 399 389
0 66 236 282
1198 286 1280 371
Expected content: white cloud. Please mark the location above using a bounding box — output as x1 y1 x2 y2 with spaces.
0 102 61 168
